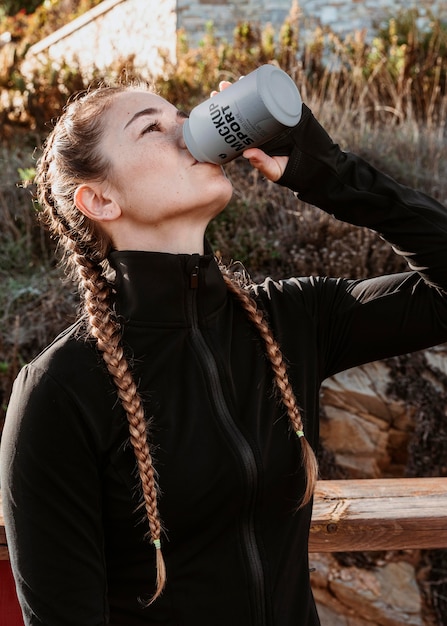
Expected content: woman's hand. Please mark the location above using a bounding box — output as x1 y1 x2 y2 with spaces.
211 80 289 182
242 148 288 182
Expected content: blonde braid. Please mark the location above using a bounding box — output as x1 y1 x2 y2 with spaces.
76 252 167 601
223 274 318 506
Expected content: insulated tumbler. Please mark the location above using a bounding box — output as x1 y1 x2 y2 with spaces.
183 64 302 164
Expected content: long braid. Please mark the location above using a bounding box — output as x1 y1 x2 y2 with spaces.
222 273 319 506
76 252 166 601
35 89 167 601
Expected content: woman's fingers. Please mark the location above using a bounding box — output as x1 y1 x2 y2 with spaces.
210 80 232 97
210 79 288 180
242 148 288 182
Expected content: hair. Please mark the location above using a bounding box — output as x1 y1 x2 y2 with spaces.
35 82 318 603
222 272 318 506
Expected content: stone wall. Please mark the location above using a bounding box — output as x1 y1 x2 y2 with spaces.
298 0 447 39
24 0 447 79
177 0 294 44
178 0 447 45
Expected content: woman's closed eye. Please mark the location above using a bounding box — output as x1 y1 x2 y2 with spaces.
141 120 161 135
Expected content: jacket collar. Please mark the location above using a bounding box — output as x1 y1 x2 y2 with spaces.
108 248 228 324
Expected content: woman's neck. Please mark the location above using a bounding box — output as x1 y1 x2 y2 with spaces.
108 217 208 255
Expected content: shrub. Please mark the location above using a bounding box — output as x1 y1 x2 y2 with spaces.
1 6 447 623
0 1 42 18
1 6 447 418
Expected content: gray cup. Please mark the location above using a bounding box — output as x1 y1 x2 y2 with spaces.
183 65 302 164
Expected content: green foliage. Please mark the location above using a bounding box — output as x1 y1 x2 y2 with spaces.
0 4 446 409
0 1 103 42
155 8 447 127
0 6 446 621
366 9 447 120
17 165 35 182
1 5 446 134
0 1 43 18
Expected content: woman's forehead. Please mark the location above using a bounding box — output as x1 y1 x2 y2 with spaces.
109 90 173 119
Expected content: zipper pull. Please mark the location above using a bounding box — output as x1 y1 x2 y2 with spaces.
190 264 199 289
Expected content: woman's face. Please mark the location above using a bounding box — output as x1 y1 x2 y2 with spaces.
97 90 234 252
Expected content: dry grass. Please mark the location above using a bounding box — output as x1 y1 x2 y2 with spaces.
2 50 447 420
1 8 447 623
1 5 446 423
208 104 446 282
0 144 77 424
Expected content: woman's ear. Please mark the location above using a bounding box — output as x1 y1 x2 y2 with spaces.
74 184 122 222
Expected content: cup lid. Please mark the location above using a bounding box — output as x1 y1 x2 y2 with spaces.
257 65 302 127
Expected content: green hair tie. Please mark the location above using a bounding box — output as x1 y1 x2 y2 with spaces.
296 430 304 438
153 538 161 550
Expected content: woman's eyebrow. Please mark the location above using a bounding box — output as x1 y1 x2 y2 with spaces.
124 107 187 130
124 107 161 129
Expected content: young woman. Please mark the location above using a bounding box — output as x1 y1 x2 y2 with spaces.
1 77 447 626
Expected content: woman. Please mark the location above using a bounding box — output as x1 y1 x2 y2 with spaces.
1 77 447 626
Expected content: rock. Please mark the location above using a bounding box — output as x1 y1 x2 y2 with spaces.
320 404 390 477
312 347 447 625
310 554 424 626
320 361 413 478
321 361 403 423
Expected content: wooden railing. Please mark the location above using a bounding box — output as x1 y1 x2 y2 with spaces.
309 477 447 552
2 477 447 560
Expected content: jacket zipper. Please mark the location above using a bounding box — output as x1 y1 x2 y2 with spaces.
188 261 267 626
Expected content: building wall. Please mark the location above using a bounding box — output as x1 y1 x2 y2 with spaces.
24 0 447 79
24 0 177 79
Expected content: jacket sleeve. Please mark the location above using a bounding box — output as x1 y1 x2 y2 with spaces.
0 364 109 626
265 104 447 293
261 105 447 377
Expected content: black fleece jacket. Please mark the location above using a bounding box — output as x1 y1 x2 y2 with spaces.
2 107 447 626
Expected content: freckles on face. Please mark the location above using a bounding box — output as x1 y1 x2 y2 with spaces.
99 90 233 224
